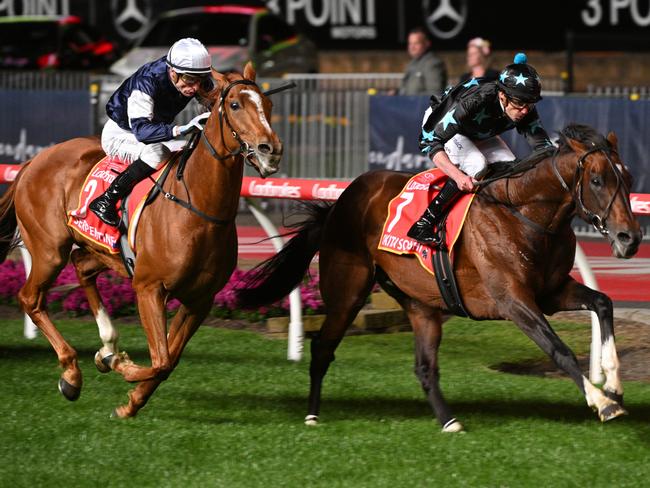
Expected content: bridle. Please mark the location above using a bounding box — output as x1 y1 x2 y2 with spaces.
551 144 626 236
200 78 259 165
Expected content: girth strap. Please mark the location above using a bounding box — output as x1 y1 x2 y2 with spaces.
432 223 471 318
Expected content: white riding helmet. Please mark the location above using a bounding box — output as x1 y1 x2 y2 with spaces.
166 38 211 75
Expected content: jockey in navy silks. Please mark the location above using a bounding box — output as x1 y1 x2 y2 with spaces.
89 38 214 227
408 53 554 246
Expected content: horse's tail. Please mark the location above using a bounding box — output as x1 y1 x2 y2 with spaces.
0 169 21 263
237 202 333 309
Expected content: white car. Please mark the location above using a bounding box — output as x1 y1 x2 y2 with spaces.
110 4 318 77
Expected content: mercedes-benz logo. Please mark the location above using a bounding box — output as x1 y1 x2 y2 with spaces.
111 0 153 41
422 0 468 40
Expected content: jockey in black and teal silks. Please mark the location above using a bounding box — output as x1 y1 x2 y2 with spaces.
408 52 554 246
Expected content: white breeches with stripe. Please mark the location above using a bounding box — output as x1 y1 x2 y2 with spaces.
101 119 187 169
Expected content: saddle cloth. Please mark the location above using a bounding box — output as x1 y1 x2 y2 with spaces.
67 156 167 254
378 168 476 275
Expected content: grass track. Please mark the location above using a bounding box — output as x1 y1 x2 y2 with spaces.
1 317 650 487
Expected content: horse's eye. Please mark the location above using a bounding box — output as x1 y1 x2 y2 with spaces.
230 102 240 111
591 176 603 188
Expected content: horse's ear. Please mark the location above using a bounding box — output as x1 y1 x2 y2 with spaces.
211 68 227 89
243 61 256 82
565 137 588 155
607 131 619 149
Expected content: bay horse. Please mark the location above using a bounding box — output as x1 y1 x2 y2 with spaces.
0 63 282 417
238 124 642 432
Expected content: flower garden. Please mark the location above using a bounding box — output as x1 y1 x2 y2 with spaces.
0 260 325 321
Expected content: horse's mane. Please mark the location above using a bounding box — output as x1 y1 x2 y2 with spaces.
557 123 609 153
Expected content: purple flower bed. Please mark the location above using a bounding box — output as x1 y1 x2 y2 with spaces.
0 260 324 321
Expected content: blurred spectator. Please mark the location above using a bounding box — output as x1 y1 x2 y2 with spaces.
397 27 447 97
459 37 499 83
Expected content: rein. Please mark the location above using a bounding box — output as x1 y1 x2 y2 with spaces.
156 79 294 224
154 79 264 224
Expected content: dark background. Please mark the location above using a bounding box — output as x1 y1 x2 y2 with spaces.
1 0 648 51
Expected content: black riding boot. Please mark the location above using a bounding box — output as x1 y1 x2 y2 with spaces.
407 178 463 245
89 159 155 227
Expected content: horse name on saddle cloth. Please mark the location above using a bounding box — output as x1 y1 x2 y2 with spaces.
378 168 475 275
67 156 166 254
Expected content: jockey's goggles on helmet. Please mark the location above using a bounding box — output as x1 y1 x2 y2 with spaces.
506 96 534 111
178 72 209 85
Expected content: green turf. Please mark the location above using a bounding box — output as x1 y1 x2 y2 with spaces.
1 317 649 487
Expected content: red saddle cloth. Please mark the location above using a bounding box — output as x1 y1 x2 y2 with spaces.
378 168 475 275
67 156 166 254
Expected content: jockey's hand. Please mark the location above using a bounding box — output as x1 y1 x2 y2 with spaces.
454 174 475 192
173 112 210 137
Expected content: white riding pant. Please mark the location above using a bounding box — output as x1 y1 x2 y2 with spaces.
421 107 515 177
101 119 187 169
442 134 515 178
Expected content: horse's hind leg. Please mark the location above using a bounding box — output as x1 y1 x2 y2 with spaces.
541 278 625 411
403 300 462 433
113 301 211 418
70 248 119 373
17 240 81 400
305 252 375 426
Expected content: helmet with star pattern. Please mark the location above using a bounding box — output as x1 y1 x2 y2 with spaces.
497 53 542 103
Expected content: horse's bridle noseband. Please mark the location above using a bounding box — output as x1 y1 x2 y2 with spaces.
551 144 626 236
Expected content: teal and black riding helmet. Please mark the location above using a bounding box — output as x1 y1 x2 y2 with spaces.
497 52 542 103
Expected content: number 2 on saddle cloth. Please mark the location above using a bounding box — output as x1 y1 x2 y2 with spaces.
67 156 168 257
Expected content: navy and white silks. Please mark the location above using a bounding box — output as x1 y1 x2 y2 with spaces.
419 78 553 177
102 56 206 169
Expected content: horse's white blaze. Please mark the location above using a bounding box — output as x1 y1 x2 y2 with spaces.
96 305 118 354
601 336 622 394
243 89 272 133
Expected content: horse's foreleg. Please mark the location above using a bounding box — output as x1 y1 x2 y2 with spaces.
112 284 169 383
113 302 210 418
17 250 81 400
70 248 118 373
405 301 461 432
506 295 625 422
541 278 623 405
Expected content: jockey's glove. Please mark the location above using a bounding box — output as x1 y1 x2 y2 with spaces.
173 112 210 137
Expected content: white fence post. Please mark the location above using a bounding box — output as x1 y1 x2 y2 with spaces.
574 243 604 384
246 199 303 361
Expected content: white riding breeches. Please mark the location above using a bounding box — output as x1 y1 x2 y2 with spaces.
101 119 187 169
443 134 515 178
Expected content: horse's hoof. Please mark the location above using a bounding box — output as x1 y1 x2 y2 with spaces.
110 406 133 419
604 389 624 406
58 378 81 401
94 351 114 373
599 403 628 422
304 415 319 426
441 418 465 433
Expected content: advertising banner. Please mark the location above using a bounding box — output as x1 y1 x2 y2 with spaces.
0 90 91 165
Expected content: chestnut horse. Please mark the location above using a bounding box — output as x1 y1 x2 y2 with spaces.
0 63 282 417
238 124 642 432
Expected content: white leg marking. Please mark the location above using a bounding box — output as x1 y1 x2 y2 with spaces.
96 305 119 355
601 336 623 395
242 89 272 133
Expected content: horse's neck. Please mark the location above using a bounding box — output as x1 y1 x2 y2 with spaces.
180 140 243 221
484 153 576 233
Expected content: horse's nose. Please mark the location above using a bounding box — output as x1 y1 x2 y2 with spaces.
257 143 272 155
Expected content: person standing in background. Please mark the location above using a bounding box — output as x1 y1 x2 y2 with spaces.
459 37 499 83
398 27 447 97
